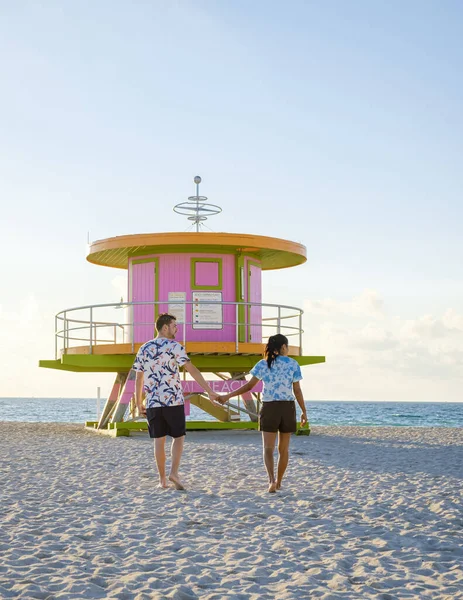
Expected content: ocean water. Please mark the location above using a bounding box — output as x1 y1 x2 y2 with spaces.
0 398 462 427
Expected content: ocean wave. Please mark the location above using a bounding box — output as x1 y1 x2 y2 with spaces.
391 414 421 419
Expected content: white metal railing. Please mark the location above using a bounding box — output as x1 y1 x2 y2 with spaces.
54 301 304 359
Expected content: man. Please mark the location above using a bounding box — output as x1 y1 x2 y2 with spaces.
134 313 219 490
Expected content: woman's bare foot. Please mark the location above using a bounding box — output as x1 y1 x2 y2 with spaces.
268 481 277 493
276 481 282 490
168 474 185 490
158 478 169 489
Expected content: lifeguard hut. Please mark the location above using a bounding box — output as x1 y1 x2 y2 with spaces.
39 177 325 435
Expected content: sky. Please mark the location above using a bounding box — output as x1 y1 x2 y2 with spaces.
1 0 462 401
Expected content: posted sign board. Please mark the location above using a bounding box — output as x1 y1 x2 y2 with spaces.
192 291 222 329
168 292 186 323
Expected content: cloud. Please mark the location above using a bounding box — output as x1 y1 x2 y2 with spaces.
305 289 385 319
0 295 43 332
354 324 399 351
111 274 127 301
400 310 463 340
302 290 463 400
442 309 463 331
0 295 53 391
0 294 116 397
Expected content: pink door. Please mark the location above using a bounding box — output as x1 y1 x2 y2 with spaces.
248 263 262 343
132 261 156 343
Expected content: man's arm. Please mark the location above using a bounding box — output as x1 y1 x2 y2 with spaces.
293 381 307 427
135 371 146 416
183 361 219 402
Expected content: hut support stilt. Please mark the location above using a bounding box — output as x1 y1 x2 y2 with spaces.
97 372 127 429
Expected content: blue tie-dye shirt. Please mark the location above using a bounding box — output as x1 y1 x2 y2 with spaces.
250 356 302 402
133 338 190 408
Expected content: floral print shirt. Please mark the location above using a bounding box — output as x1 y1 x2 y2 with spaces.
133 338 190 408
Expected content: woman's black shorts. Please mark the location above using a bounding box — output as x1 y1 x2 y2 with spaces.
259 400 297 433
146 405 186 439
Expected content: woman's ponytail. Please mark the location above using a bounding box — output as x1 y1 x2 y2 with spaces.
264 334 289 369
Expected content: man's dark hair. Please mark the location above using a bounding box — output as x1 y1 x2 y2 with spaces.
156 313 176 332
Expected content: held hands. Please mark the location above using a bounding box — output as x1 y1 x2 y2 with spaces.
205 391 232 405
137 404 146 417
207 392 231 405
208 391 221 403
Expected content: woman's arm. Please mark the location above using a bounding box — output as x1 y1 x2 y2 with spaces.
293 381 307 427
219 376 260 404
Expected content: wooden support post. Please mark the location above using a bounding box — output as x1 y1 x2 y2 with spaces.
97 372 127 429
110 369 137 424
188 393 240 422
233 372 259 422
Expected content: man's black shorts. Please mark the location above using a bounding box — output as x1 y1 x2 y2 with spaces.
146 405 186 439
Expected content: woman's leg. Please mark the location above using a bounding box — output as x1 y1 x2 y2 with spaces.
276 432 291 489
262 431 278 492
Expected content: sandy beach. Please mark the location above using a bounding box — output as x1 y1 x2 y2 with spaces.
1 423 462 599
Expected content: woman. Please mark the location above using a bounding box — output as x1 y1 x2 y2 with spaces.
219 334 308 493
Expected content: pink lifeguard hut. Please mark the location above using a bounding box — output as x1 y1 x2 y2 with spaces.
39 177 325 435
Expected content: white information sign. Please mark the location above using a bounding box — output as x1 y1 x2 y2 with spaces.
192 291 223 330
168 292 186 324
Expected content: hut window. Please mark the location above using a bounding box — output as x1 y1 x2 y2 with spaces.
191 258 222 290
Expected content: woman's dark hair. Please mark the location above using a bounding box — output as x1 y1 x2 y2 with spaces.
264 334 289 369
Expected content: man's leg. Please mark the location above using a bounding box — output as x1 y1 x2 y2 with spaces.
276 432 291 490
168 435 185 490
164 405 186 490
154 437 169 488
262 431 278 493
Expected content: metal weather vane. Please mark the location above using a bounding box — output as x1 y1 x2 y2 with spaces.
173 176 222 231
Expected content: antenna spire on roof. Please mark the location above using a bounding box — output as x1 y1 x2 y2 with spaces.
173 176 222 231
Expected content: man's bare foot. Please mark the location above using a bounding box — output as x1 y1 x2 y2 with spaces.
268 481 277 493
158 478 169 489
276 481 282 490
168 474 185 490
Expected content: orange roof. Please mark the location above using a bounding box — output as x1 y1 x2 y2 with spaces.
87 232 306 270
